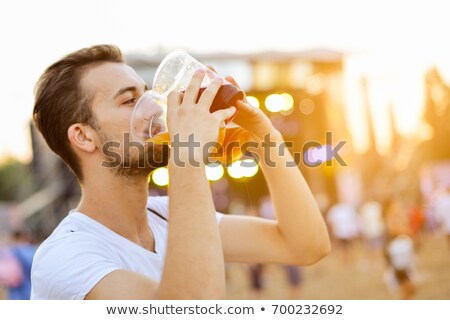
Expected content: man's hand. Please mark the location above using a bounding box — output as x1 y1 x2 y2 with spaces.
204 65 279 143
166 69 236 159
225 76 280 143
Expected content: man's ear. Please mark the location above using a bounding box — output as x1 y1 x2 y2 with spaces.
67 123 97 153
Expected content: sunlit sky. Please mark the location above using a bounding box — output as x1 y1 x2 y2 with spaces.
1 0 450 162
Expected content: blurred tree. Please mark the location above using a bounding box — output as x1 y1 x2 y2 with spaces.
0 158 31 202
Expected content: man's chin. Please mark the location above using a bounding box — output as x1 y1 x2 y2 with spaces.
109 145 169 178
110 164 151 178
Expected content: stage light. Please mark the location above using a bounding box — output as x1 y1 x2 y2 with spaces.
227 160 259 179
281 93 294 111
246 96 260 108
152 167 169 186
265 94 284 112
205 163 224 181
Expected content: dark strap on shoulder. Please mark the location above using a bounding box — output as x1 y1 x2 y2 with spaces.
147 207 167 222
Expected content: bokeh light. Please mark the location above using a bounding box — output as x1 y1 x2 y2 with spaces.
152 167 169 186
280 93 294 111
227 159 259 179
265 94 285 112
205 163 224 181
299 98 316 115
246 96 260 108
241 159 259 177
264 93 294 113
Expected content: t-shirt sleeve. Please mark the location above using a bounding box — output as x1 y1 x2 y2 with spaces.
148 195 225 225
31 233 121 300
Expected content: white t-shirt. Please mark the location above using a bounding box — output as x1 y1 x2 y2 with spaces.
30 196 224 300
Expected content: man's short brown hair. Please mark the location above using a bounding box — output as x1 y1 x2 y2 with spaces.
33 44 124 180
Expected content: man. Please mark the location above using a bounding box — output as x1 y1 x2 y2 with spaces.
31 45 330 299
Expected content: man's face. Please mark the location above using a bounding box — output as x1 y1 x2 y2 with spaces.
81 62 168 176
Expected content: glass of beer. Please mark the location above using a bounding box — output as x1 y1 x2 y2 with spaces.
130 50 251 165
152 49 245 114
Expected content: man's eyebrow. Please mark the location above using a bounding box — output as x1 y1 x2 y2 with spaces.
113 84 149 99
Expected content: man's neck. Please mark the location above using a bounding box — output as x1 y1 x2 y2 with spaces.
76 171 153 250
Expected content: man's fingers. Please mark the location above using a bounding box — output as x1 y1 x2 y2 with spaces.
225 76 241 89
206 65 217 73
212 106 237 123
225 76 247 103
235 99 260 117
167 91 183 114
197 77 222 108
236 99 253 110
183 69 205 104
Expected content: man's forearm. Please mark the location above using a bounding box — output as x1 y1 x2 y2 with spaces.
256 132 330 264
157 154 225 299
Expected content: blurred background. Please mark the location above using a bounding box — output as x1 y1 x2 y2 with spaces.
1 0 450 300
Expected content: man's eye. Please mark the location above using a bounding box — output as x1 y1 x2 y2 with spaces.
123 98 136 105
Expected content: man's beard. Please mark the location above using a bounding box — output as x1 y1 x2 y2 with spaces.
99 130 169 178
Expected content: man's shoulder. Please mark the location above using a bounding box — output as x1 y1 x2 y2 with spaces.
31 214 120 300
37 213 93 244
33 214 114 270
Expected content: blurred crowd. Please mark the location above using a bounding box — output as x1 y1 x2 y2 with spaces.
0 229 37 300
222 184 450 300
